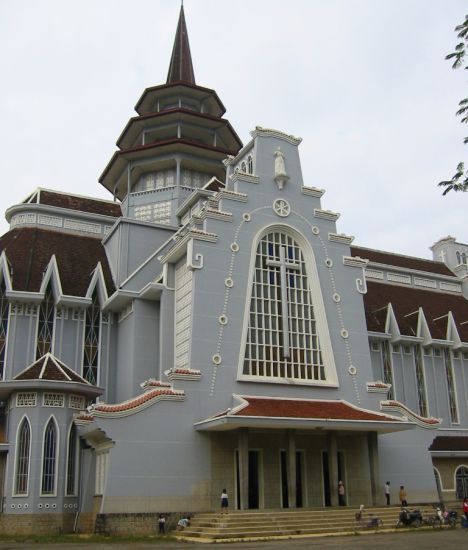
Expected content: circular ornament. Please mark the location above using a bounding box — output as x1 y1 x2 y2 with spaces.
38 503 43 509
24 503 29 509
219 314 228 325
212 354 222 365
230 242 240 252
340 328 349 339
348 365 357 375
225 277 234 288
332 293 341 303
312 226 320 235
325 258 333 268
52 504 57 509
17 504 22 509
243 213 251 222
11 504 15 509
273 198 291 217
45 503 50 509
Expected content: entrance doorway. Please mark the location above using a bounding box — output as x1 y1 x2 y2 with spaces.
322 450 346 506
456 466 468 499
280 450 305 508
235 449 262 509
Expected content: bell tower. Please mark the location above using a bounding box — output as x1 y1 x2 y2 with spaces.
99 4 242 226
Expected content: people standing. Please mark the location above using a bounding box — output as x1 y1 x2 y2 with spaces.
220 488 229 513
158 514 166 534
338 480 346 506
398 485 408 507
385 481 391 505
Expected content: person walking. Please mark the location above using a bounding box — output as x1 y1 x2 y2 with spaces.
338 480 346 506
385 481 391 505
398 485 408 507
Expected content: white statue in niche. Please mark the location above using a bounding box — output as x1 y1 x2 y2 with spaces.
274 147 289 189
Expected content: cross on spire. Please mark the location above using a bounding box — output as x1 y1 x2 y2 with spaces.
167 4 196 85
266 246 300 358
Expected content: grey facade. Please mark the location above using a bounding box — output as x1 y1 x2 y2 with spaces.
0 5 468 532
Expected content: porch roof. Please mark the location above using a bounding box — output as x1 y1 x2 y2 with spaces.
194 395 415 434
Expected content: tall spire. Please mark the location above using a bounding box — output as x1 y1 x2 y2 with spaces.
166 4 196 85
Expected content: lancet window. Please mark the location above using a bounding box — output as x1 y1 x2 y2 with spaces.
41 418 58 495
242 231 325 382
0 279 9 380
14 418 31 495
66 424 78 496
36 283 55 359
443 349 459 423
414 347 428 417
83 290 101 385
381 341 394 399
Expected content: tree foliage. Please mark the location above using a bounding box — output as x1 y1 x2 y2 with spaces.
439 15 468 195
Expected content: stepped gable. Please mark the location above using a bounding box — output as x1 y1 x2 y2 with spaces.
14 352 90 384
351 245 453 276
363 280 468 341
0 227 115 296
27 189 121 217
233 396 400 423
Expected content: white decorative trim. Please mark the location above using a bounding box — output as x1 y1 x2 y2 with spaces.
38 214 63 228
64 219 101 234
440 282 462 293
314 209 340 221
219 314 228 325
250 126 302 145
186 239 203 270
225 277 234 288
230 172 260 184
218 189 248 203
212 354 222 365
312 226 320 235
325 258 333 268
273 198 291 217
328 233 354 244
387 273 411 284
11 212 37 227
365 269 384 280
230 242 239 252
380 400 441 429
414 278 437 289
200 208 233 223
348 365 357 375
89 390 185 418
341 328 349 339
332 293 341 303
165 368 202 382
16 393 37 407
366 381 392 394
243 213 251 222
343 256 369 268
301 186 325 198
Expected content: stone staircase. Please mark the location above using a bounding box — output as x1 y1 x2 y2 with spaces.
175 505 438 542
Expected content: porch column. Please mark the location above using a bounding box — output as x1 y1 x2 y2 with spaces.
238 428 249 510
287 429 297 508
367 431 379 505
327 431 339 506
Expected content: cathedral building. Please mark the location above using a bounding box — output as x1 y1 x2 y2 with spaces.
0 5 467 533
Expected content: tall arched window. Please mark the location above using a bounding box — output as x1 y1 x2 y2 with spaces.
247 155 253 174
36 283 55 359
66 424 78 496
463 253 467 265
83 290 101 385
0 279 10 379
456 466 468 499
242 230 331 383
41 418 58 495
14 417 31 495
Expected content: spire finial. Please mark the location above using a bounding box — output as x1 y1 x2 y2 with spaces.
166 3 195 84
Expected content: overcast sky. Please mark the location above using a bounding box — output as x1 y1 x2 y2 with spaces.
0 0 466 259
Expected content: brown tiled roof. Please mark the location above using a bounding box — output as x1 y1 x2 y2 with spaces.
91 388 184 414
233 397 399 422
429 436 468 451
363 281 468 340
14 353 90 384
35 190 121 217
351 246 453 276
0 227 115 296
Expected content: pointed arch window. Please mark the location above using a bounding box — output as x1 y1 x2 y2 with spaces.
0 279 10 380
83 290 101 385
444 349 459 423
414 346 428 417
14 418 31 495
247 155 253 174
36 283 55 359
456 251 461 264
41 418 58 495
381 341 394 400
242 231 327 383
66 424 78 496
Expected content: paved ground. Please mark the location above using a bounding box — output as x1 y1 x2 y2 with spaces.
0 528 467 549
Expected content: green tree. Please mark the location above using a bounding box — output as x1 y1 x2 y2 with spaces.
439 15 468 195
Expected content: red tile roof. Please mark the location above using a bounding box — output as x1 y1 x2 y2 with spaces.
91 388 184 414
363 281 468 340
14 353 90 384
351 246 453 276
34 190 121 218
0 227 115 296
232 397 399 423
